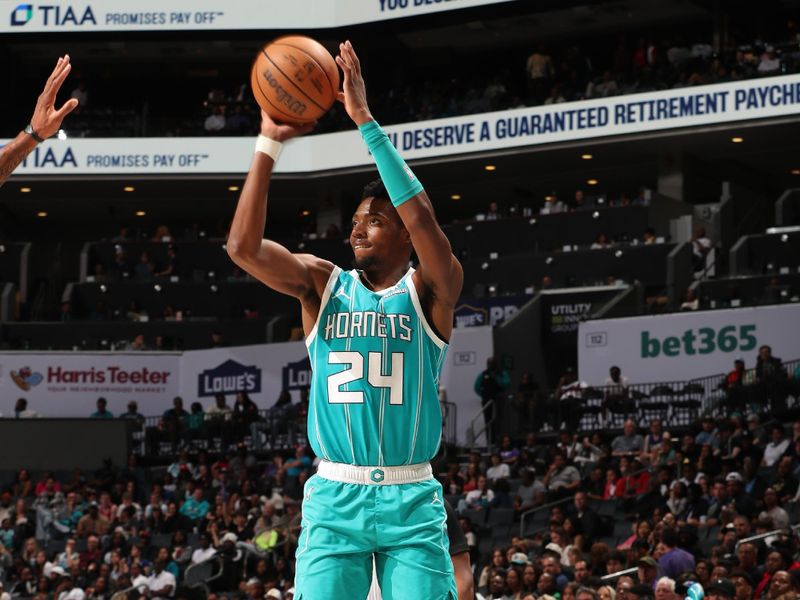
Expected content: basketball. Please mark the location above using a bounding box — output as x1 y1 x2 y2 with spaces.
250 35 340 124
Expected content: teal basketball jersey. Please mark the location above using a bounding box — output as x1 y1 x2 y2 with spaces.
305 266 448 467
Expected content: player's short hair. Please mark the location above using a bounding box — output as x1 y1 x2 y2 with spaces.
361 178 390 202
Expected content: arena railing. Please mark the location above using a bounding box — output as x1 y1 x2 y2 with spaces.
518 495 574 538
496 361 799 437
136 400 457 458
600 567 638 582
734 526 800 553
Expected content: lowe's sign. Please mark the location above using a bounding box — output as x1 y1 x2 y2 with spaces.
4 0 516 32
578 304 800 385
5 74 800 176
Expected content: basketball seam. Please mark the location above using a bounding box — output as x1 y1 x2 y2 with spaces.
262 48 328 112
253 64 304 121
272 41 337 100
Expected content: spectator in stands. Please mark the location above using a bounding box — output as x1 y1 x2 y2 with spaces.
637 556 659 588
590 233 612 250
210 331 227 347
152 225 173 243
120 400 145 426
159 397 189 451
657 527 694 580
763 425 790 467
755 346 788 413
75 504 109 538
474 357 510 439
545 85 567 105
758 487 789 529
500 435 521 469
205 105 226 133
179 487 209 522
14 398 40 418
642 228 657 245
526 44 554 103
541 193 566 215
90 397 114 419
487 453 511 484
604 367 631 426
695 417 720 450
654 579 676 600
514 468 545 515
144 559 176 600
155 246 178 278
544 452 581 500
125 333 148 351
543 554 570 591
586 71 619 98
679 288 699 311
612 420 644 458
134 251 154 281
602 468 626 500
570 491 602 546
515 372 539 429
730 571 754 600
571 189 588 211
758 47 781 74
554 368 588 431
691 226 712 272
463 475 494 512
771 457 798 504
483 201 503 221
643 420 663 457
734 542 761 585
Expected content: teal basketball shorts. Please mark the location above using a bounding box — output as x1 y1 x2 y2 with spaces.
293 461 457 600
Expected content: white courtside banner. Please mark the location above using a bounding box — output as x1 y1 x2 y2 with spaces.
0 351 181 417
2 0 517 33
5 74 800 176
578 304 800 386
0 327 492 445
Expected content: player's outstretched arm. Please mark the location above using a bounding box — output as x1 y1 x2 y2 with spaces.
227 112 333 303
335 41 463 310
0 55 79 187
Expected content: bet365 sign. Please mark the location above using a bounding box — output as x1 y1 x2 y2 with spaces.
641 324 757 358
577 304 800 385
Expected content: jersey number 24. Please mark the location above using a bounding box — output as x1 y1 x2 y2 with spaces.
327 351 404 405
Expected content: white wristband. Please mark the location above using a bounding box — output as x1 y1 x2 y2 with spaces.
255 135 283 161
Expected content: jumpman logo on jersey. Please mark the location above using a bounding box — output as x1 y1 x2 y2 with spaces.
305 486 314 503
333 288 351 302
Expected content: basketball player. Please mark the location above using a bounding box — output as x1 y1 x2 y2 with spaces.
227 40 463 599
366 499 475 600
0 56 79 186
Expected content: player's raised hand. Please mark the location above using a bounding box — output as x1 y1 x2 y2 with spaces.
335 40 373 126
30 55 80 139
259 110 315 142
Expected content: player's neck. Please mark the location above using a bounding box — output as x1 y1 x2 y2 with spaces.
358 265 407 292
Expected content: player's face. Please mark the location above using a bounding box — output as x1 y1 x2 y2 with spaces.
350 197 409 269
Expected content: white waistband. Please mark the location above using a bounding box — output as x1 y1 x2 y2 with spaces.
316 460 433 485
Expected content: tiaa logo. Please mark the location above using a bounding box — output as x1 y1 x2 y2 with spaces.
10 4 97 27
11 4 33 26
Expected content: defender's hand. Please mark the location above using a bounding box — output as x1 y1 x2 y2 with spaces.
259 110 315 142
335 40 372 126
30 55 79 139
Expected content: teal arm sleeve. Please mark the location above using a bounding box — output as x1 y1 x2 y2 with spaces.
358 120 423 207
